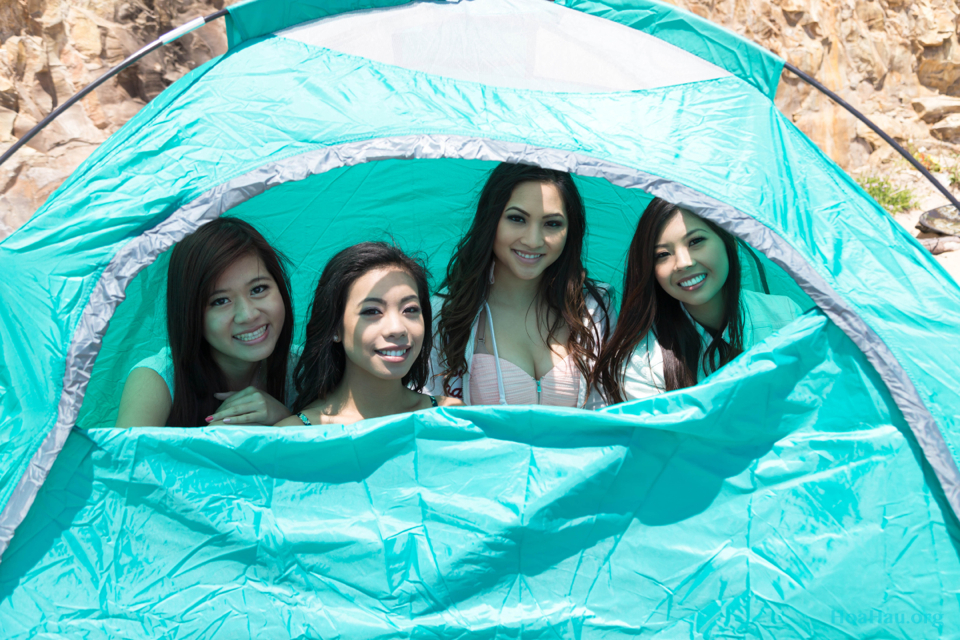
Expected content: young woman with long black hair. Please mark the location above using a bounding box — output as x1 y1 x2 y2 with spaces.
593 197 802 402
428 162 611 408
115 218 295 427
276 242 460 427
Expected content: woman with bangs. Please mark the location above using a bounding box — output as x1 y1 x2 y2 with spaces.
592 197 802 402
428 162 611 408
115 217 296 428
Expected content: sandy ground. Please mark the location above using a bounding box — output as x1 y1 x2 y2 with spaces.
935 246 960 284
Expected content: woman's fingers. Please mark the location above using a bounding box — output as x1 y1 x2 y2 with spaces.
209 408 268 425
205 388 289 425
221 410 265 424
207 395 266 423
212 388 262 411
209 402 261 419
222 403 264 423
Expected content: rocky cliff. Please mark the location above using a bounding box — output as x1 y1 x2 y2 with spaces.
0 0 229 237
3 0 960 244
672 0 960 169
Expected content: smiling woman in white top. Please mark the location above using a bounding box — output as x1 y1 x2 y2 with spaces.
592 197 802 403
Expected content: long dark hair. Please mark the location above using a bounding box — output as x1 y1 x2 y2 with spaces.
593 197 743 403
166 217 294 427
292 242 432 412
436 162 608 396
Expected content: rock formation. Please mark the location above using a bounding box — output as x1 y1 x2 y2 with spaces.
0 0 229 237
671 0 960 168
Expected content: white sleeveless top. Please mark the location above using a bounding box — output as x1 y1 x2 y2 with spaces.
623 290 803 399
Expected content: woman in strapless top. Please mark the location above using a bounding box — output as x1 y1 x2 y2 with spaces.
427 162 612 409
275 242 461 428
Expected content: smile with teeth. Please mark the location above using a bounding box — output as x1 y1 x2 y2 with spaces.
234 325 267 342
678 273 706 288
376 347 410 358
513 249 544 261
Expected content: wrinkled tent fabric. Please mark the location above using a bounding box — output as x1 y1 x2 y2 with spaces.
0 0 959 637
4 313 960 637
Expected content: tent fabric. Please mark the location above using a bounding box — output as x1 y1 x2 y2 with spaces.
225 0 784 99
276 0 732 92
2 312 958 637
557 0 784 99
1 0 960 634
224 0 415 49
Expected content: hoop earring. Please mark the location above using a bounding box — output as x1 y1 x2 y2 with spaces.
488 261 495 284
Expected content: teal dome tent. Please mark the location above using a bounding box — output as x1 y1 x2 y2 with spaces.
1 0 959 636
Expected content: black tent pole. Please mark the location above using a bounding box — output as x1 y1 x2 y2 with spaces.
783 61 960 212
0 9 229 169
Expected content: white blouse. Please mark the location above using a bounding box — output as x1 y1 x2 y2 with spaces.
623 290 804 400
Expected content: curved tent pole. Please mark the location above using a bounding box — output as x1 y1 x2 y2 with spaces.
783 61 960 213
0 9 229 169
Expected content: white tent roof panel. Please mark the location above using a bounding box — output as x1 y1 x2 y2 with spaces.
276 0 731 93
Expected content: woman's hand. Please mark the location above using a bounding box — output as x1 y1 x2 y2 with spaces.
206 387 291 425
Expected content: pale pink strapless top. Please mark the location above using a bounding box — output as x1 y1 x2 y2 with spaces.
469 353 580 406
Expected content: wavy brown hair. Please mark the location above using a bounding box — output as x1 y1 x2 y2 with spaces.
435 162 608 397
292 242 432 413
166 217 294 427
592 197 744 403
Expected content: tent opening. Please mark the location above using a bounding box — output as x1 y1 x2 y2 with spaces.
77 157 815 430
